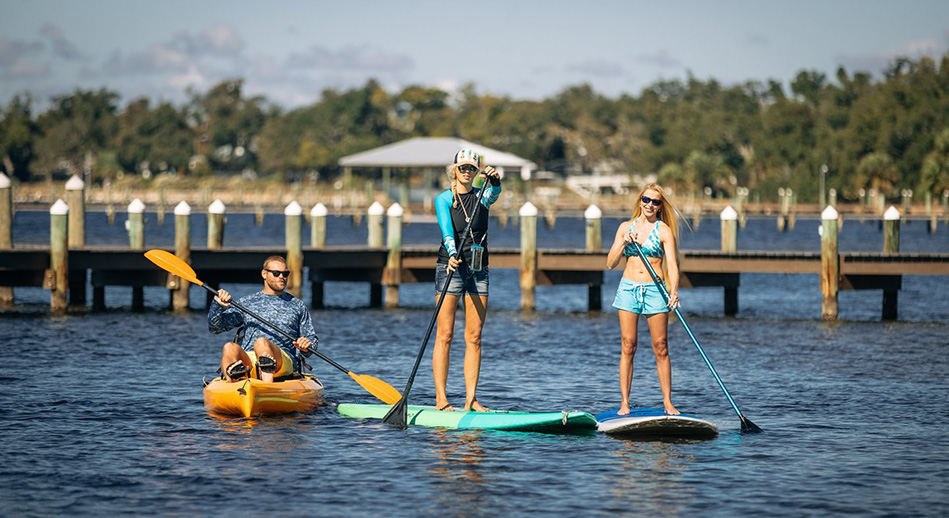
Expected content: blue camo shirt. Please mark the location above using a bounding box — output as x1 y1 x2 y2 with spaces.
208 291 318 371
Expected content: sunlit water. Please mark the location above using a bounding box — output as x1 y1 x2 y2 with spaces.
2 210 947 516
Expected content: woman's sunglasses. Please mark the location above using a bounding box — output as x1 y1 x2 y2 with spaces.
457 164 479 173
641 196 662 206
265 269 291 278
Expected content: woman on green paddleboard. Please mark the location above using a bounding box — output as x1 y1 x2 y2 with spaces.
606 183 683 416
433 148 502 412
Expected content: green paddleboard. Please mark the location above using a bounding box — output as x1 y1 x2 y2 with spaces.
337 403 597 433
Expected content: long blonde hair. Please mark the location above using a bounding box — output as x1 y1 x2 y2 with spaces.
631 183 681 245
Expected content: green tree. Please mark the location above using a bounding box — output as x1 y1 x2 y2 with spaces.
854 152 899 196
33 88 120 181
0 94 38 181
116 98 192 177
919 127 949 195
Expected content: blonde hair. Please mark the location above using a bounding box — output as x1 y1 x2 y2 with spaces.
631 183 683 278
445 164 461 207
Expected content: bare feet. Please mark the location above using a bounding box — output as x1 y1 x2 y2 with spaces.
465 400 490 412
618 403 631 416
436 402 455 412
664 402 680 415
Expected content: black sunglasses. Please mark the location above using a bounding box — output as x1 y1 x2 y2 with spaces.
458 164 479 173
641 196 662 206
265 269 291 278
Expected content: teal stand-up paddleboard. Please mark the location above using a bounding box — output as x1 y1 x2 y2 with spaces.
595 408 718 438
339 404 596 433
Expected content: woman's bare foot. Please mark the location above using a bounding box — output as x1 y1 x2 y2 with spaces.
465 400 490 412
664 402 680 415
618 403 631 416
436 401 455 412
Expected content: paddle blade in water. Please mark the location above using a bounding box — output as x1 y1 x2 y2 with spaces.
381 398 408 429
740 416 763 434
349 372 402 404
144 249 200 285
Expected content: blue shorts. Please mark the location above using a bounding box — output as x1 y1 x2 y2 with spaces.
435 263 489 296
612 279 669 314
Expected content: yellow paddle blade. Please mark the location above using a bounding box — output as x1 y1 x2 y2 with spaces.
349 372 402 404
144 249 201 285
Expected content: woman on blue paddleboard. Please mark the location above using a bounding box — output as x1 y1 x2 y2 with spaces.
433 148 502 412
606 183 683 416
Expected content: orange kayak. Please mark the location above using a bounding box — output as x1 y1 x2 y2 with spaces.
203 374 325 418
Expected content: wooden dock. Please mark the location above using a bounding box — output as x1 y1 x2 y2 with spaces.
2 245 947 320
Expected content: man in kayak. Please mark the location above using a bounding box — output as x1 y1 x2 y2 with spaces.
209 255 317 382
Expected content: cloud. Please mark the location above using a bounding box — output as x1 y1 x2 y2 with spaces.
0 36 43 67
837 37 943 73
287 44 414 73
635 50 681 69
40 24 81 60
177 24 244 57
566 59 624 77
747 33 770 47
103 44 191 75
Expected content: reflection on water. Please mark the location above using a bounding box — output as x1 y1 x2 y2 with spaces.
424 429 489 518
608 440 696 515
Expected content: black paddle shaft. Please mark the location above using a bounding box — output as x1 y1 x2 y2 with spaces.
383 179 492 428
201 283 351 376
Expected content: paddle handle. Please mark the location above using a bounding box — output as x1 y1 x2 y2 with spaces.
628 239 753 425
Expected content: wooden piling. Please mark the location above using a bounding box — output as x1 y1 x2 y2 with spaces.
585 204 602 311
0 173 12 307
156 186 166 225
520 202 538 311
207 200 225 249
205 199 225 308
367 201 385 307
172 201 191 312
127 199 145 311
720 206 738 252
310 203 327 248
720 205 739 314
820 206 839 320
50 200 69 313
65 175 86 306
285 201 303 299
778 188 788 232
882 206 901 320
384 203 404 308
105 181 115 225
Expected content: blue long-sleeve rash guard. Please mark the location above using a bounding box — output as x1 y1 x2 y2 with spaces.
208 291 318 371
436 182 501 265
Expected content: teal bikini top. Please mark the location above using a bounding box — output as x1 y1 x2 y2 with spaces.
624 219 664 258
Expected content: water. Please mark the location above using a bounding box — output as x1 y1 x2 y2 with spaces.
2 211 948 516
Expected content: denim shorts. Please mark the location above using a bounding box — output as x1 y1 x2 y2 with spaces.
612 279 669 314
435 263 489 296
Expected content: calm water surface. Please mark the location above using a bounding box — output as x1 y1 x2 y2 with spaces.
2 211 948 516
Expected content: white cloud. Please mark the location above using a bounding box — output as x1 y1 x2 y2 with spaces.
836 37 944 74
40 24 81 60
635 50 681 69
287 44 414 73
566 59 624 77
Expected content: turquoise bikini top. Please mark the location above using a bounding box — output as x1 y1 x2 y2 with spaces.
624 218 664 258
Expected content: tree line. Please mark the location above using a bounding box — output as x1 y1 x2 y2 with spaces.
1 52 948 202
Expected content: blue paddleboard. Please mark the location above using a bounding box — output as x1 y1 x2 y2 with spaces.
595 408 718 438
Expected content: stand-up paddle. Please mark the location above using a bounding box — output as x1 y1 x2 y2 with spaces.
629 240 763 434
143 249 402 405
382 175 492 428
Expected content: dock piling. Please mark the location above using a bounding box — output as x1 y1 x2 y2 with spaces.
172 202 191 312
721 206 739 314
0 173 12 307
66 175 86 306
384 203 404 308
127 199 145 311
520 202 538 311
50 200 69 314
285 202 303 299
821 206 840 320
309 203 327 309
585 204 602 311
367 202 385 307
882 206 901 320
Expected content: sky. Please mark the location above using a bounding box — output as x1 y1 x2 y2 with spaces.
2 0 948 111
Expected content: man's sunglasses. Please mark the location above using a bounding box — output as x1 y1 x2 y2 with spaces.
641 196 662 206
265 269 291 278
458 164 479 173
